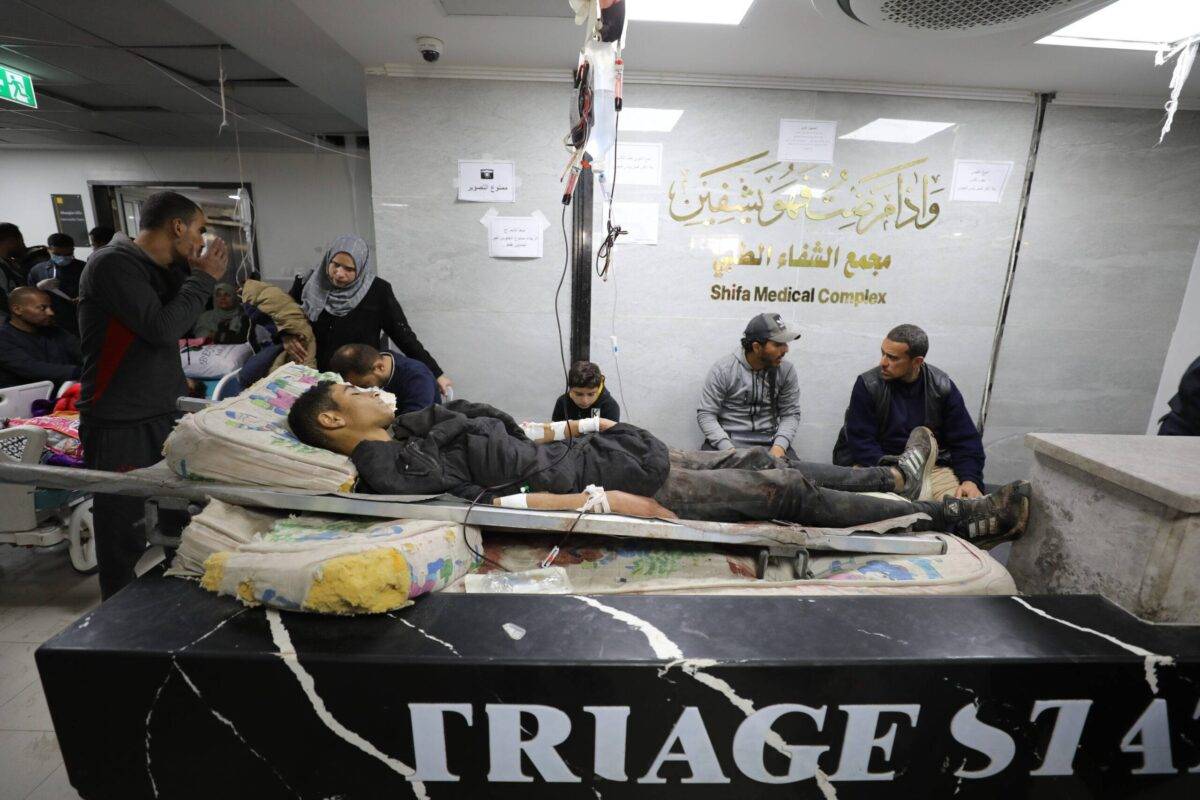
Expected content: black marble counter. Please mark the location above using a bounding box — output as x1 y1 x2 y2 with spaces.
38 572 1200 798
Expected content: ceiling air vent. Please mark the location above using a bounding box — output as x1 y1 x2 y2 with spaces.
812 0 1117 37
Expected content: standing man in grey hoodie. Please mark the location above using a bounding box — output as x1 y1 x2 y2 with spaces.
698 313 802 458
78 191 228 599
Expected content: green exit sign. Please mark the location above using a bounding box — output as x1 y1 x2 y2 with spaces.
0 64 37 109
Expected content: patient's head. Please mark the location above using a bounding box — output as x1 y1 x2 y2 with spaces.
329 342 388 388
288 380 394 454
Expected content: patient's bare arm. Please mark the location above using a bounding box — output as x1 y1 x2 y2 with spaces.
492 490 676 519
519 418 617 444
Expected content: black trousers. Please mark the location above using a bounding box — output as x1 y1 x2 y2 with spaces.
80 413 177 600
658 448 940 528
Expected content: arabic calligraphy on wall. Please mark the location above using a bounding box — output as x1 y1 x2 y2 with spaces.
713 240 891 279
667 151 943 234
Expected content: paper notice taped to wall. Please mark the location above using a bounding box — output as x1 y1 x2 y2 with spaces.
603 142 662 186
950 160 1014 203
458 160 516 203
777 119 838 164
485 212 545 258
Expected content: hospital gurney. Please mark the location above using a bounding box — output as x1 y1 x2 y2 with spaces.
0 426 96 572
0 459 946 579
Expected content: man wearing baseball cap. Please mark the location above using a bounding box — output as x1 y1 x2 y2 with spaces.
698 312 803 458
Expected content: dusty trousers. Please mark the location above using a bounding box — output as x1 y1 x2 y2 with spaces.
656 448 939 527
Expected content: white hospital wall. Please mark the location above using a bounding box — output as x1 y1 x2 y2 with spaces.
366 76 1035 445
982 105 1200 482
365 76 1200 470
0 146 373 280
1147 238 1200 433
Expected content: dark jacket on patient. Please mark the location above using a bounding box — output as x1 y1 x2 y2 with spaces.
350 400 669 502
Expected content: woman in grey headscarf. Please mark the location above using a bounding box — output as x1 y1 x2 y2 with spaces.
193 282 248 344
293 234 451 395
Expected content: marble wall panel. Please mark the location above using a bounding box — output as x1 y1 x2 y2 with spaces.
984 106 1200 482
367 76 1034 458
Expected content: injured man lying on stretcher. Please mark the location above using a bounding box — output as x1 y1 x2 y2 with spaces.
286 381 1030 549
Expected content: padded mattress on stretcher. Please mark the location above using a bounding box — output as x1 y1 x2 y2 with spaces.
456 531 1016 597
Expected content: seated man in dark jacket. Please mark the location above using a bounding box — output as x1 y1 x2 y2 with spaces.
834 324 986 500
287 381 1031 547
0 287 81 389
27 232 86 337
329 342 438 414
1158 355 1200 436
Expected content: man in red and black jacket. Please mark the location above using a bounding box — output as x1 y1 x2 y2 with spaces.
77 191 227 599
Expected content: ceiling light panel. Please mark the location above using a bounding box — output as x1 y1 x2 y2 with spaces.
840 118 956 144
626 0 755 26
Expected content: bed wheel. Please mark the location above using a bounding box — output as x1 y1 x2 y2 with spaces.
68 499 97 574
755 548 770 579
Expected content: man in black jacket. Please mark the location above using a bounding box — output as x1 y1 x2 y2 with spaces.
78 191 228 598
834 324 986 500
0 223 50 313
27 232 86 336
0 287 80 389
287 382 1031 547
1158 355 1200 436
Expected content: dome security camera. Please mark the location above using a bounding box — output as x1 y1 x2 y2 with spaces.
416 36 443 63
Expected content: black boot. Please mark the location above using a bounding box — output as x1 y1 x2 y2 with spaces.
940 481 1031 548
896 426 937 501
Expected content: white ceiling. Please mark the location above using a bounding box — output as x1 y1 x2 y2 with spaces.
3 0 1195 151
0 0 364 149
295 0 1200 104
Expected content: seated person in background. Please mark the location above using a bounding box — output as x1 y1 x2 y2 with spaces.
286 381 1030 548
1158 354 1200 436
329 342 437 414
193 283 248 344
552 360 620 422
237 278 316 385
89 226 115 249
26 233 86 337
698 312 801 458
0 223 50 313
833 324 986 500
0 287 81 389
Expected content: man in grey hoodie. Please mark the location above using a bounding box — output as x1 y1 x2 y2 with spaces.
698 312 911 495
699 312 801 457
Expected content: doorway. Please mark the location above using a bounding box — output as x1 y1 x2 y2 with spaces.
89 181 260 284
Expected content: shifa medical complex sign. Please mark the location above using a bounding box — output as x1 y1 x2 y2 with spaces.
666 150 961 308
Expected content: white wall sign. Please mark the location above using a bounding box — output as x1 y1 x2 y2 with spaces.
777 119 838 164
458 160 517 203
483 210 546 258
950 160 1014 203
608 201 659 245
604 142 662 186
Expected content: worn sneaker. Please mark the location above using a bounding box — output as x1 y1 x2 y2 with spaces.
897 426 938 501
942 480 1031 548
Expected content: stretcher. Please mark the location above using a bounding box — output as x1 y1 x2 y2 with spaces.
0 458 947 572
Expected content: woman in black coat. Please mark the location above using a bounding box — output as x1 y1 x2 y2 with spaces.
294 234 452 396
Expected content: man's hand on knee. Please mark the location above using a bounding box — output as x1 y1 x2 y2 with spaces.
955 480 983 498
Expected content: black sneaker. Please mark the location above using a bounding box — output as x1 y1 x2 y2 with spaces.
897 426 937 501
942 481 1031 548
